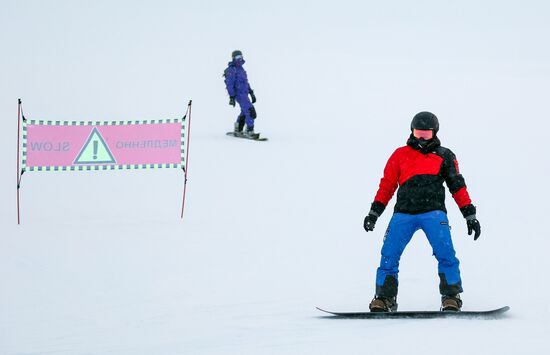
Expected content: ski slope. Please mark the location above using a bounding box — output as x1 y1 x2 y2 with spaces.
1 1 550 354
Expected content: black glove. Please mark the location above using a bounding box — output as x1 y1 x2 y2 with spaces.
466 216 481 241
229 96 235 107
364 214 378 232
364 201 385 232
249 89 256 103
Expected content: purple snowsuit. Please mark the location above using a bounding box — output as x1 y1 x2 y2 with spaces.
224 59 256 130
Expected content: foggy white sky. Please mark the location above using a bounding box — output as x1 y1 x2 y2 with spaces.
1 1 550 354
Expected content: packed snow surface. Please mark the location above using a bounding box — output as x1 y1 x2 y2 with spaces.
1 1 549 354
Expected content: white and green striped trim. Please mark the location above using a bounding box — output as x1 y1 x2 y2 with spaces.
27 118 183 126
26 163 183 172
21 120 28 170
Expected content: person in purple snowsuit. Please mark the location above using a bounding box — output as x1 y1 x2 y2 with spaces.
224 50 258 137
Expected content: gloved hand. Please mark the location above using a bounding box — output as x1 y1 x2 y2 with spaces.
229 96 235 107
249 90 256 103
466 216 481 240
364 214 378 232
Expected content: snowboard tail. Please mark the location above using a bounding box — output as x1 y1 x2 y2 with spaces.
316 306 510 319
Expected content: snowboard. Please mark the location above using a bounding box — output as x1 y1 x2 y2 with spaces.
316 306 510 319
226 132 268 141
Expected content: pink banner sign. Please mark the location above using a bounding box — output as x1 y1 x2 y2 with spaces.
23 119 185 171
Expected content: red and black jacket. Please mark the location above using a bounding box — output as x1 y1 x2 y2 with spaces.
370 136 476 218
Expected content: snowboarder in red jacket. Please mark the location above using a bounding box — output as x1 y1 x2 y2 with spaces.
364 112 481 312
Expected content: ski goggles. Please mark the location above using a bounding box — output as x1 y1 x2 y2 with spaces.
233 54 243 60
413 129 434 139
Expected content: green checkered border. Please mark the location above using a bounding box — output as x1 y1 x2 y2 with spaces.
26 118 182 126
22 118 186 172
22 121 27 169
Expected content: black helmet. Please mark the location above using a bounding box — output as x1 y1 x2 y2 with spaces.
231 50 243 59
411 111 439 134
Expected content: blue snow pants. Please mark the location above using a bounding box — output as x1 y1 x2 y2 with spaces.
235 93 255 130
375 210 463 297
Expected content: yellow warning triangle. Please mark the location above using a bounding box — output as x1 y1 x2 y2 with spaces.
74 127 116 164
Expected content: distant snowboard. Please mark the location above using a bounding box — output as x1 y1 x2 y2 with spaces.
226 132 268 141
316 306 510 319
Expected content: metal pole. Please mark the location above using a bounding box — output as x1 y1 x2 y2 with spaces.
181 100 192 219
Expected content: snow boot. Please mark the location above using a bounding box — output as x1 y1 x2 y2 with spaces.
369 296 398 312
243 127 259 139
234 122 242 133
441 294 462 311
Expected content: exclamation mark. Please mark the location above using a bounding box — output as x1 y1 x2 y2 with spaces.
93 141 98 160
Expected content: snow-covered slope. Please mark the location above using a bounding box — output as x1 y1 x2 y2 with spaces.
1 1 549 354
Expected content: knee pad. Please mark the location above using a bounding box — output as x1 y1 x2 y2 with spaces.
248 106 257 119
